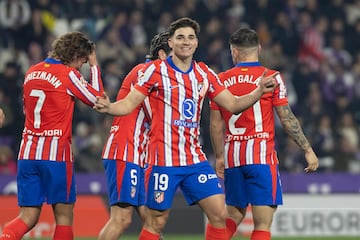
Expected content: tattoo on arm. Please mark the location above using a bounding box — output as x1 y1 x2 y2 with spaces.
276 105 311 151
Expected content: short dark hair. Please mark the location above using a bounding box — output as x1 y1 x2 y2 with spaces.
147 31 171 61
229 28 259 48
168 17 200 38
48 31 94 64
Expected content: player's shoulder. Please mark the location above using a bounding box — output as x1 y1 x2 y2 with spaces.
140 59 163 72
194 61 209 70
194 61 219 77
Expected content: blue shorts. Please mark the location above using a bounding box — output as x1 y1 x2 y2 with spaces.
103 160 145 207
17 160 76 206
146 161 223 211
224 164 283 208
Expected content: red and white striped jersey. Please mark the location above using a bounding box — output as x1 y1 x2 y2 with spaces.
210 62 288 167
18 58 104 162
102 63 151 167
134 57 225 167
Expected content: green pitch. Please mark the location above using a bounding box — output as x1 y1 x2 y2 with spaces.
34 235 360 240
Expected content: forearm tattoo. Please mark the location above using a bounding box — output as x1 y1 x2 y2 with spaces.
277 105 311 151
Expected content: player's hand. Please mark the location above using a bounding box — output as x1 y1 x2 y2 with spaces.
0 108 5 128
304 148 319 173
259 70 279 93
215 157 225 179
93 92 110 113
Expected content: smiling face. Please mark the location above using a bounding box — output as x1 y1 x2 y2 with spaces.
168 27 198 61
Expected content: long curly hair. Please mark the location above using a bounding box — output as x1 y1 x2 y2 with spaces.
48 31 94 65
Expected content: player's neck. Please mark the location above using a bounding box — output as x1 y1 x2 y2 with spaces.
236 56 258 64
171 55 192 72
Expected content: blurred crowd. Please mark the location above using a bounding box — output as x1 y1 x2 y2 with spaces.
0 0 359 175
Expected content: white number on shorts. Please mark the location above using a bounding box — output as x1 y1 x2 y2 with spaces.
130 169 137 185
229 100 263 134
153 173 169 191
30 89 46 129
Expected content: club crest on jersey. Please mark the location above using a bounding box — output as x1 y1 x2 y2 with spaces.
198 81 208 97
131 186 136 198
137 70 146 86
154 191 164 203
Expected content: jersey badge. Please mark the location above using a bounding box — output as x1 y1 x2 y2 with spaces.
131 186 136 198
154 191 164 203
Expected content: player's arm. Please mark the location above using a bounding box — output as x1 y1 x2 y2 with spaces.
87 47 104 92
275 105 319 172
213 71 278 114
68 47 105 106
209 108 225 179
94 88 146 116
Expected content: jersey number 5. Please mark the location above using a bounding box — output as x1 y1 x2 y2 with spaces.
30 89 46 129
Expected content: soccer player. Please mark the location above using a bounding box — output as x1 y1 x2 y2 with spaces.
98 31 171 240
0 31 104 240
94 17 277 240
209 28 319 240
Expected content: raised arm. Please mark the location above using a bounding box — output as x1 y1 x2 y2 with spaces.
275 105 319 172
94 88 146 116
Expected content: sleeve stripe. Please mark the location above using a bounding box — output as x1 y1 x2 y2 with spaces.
69 70 96 103
90 66 100 91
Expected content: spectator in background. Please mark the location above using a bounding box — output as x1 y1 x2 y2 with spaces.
0 87 11 130
27 42 46 66
0 62 24 149
0 0 31 48
0 107 5 128
297 12 328 72
101 58 125 100
128 10 148 61
20 9 50 52
324 34 352 69
272 11 300 59
312 114 336 172
0 145 16 175
335 112 360 172
321 63 354 121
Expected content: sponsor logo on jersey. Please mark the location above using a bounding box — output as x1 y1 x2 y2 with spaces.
182 99 195 119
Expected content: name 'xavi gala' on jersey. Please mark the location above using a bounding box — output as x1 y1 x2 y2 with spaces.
102 63 150 167
210 62 288 167
18 58 104 162
134 56 225 167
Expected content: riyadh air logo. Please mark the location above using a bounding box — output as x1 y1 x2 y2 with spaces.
182 99 195 119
